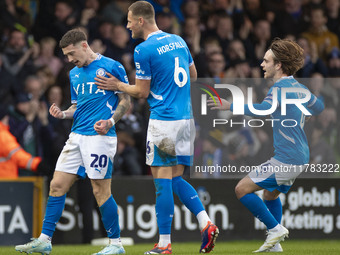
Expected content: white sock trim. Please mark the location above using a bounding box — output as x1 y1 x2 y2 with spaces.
269 224 281 232
38 233 52 242
109 238 122 245
197 210 211 231
158 234 171 247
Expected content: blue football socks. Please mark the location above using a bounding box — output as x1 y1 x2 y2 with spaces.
99 195 120 238
264 197 282 224
240 193 278 229
41 195 66 237
172 176 204 216
154 178 174 235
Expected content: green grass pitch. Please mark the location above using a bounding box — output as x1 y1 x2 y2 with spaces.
2 240 340 254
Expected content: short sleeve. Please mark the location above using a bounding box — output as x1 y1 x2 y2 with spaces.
111 61 129 84
134 46 151 80
70 73 77 104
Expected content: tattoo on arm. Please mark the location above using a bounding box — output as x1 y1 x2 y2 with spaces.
64 104 77 119
113 93 131 123
68 104 77 111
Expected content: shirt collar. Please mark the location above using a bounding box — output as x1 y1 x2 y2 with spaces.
276 75 293 83
146 30 163 40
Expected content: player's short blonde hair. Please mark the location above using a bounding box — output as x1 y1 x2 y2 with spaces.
128 1 155 23
269 38 304 76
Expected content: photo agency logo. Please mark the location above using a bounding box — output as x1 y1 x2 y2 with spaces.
200 84 222 115
200 84 313 128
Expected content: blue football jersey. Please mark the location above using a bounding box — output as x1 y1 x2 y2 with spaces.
134 30 193 120
260 76 322 165
69 54 128 136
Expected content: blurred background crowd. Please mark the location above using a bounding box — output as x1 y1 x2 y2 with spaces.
0 0 339 179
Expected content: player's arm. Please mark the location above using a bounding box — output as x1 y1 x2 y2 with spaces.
306 94 324 115
208 98 272 116
49 103 77 119
118 78 150 99
190 63 197 82
94 92 131 135
95 73 150 99
112 92 131 123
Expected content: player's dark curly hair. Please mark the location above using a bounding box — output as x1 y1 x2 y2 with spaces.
269 38 304 76
59 28 87 49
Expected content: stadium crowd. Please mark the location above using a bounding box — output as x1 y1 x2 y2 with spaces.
0 0 339 178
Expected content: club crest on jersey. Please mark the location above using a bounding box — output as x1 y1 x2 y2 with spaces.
96 68 106 77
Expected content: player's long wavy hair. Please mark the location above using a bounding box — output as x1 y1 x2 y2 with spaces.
269 38 304 76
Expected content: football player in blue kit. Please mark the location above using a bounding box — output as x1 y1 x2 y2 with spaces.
15 29 130 255
95 1 218 254
209 38 324 252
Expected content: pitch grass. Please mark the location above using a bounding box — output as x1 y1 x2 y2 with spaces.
3 240 340 255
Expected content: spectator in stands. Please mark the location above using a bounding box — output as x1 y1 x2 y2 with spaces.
1 29 39 90
226 39 248 65
0 0 31 32
302 4 339 61
105 25 132 70
251 19 272 65
327 47 340 77
101 0 132 25
243 0 269 24
272 0 309 38
199 129 229 178
182 0 200 19
0 104 50 178
34 37 63 77
79 0 102 41
325 0 340 39
309 72 327 102
9 91 55 166
24 75 45 101
90 38 106 55
307 121 337 176
145 0 186 23
51 0 79 42
215 13 235 50
0 52 18 106
205 51 226 82
182 17 201 57
36 65 56 93
194 37 222 76
116 102 147 167
97 20 114 42
155 11 179 34
213 0 242 15
114 131 143 175
296 37 328 77
225 58 260 78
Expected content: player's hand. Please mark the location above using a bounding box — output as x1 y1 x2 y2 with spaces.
95 72 120 91
208 97 231 110
94 119 113 135
49 103 64 119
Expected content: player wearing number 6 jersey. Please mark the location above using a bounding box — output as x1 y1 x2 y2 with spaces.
95 1 218 254
15 29 130 255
